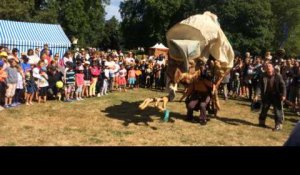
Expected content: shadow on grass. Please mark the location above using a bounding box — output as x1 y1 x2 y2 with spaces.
102 101 185 130
213 115 273 129
235 102 251 108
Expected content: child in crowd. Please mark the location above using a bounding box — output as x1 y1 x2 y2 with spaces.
4 59 18 108
90 61 101 97
21 55 31 73
38 69 49 103
64 61 76 102
47 66 63 100
100 65 109 96
128 66 136 89
232 72 240 98
118 64 127 92
135 66 142 89
25 71 37 105
75 66 84 101
12 65 25 106
83 61 91 98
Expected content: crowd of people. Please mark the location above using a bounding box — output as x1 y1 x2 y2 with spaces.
0 45 299 121
219 52 299 112
0 44 168 111
218 51 299 131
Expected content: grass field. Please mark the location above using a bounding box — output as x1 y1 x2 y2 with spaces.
0 88 298 146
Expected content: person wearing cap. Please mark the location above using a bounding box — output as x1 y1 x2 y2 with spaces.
0 61 7 82
83 61 91 98
0 51 8 59
4 58 18 108
0 51 10 71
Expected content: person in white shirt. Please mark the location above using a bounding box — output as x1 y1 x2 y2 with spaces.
112 58 120 90
37 69 49 103
156 54 166 66
125 52 135 65
105 55 117 91
100 66 110 96
63 51 73 66
27 49 40 65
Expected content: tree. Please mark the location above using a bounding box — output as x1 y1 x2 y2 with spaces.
0 0 34 21
32 0 59 24
271 0 300 56
216 0 275 55
120 0 276 54
0 0 110 48
120 0 184 49
84 0 109 47
102 16 121 50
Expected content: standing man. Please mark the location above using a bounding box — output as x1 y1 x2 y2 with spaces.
254 63 286 131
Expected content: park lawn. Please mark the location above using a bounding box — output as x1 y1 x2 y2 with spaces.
0 88 298 146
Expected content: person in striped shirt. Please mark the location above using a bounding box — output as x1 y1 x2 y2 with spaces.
63 62 76 102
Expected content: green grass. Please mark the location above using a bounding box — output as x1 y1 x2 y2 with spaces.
0 88 298 146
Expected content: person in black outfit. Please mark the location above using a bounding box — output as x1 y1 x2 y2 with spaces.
254 63 286 131
47 66 63 100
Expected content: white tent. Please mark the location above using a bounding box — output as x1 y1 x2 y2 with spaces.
149 43 169 59
151 43 169 50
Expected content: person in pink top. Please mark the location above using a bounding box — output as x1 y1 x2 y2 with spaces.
75 66 85 101
128 66 136 89
89 61 101 97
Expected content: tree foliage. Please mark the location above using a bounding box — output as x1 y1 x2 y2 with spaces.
1 0 299 55
0 0 112 48
120 0 300 55
102 16 121 50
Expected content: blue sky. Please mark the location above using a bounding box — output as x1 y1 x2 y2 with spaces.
105 0 123 21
